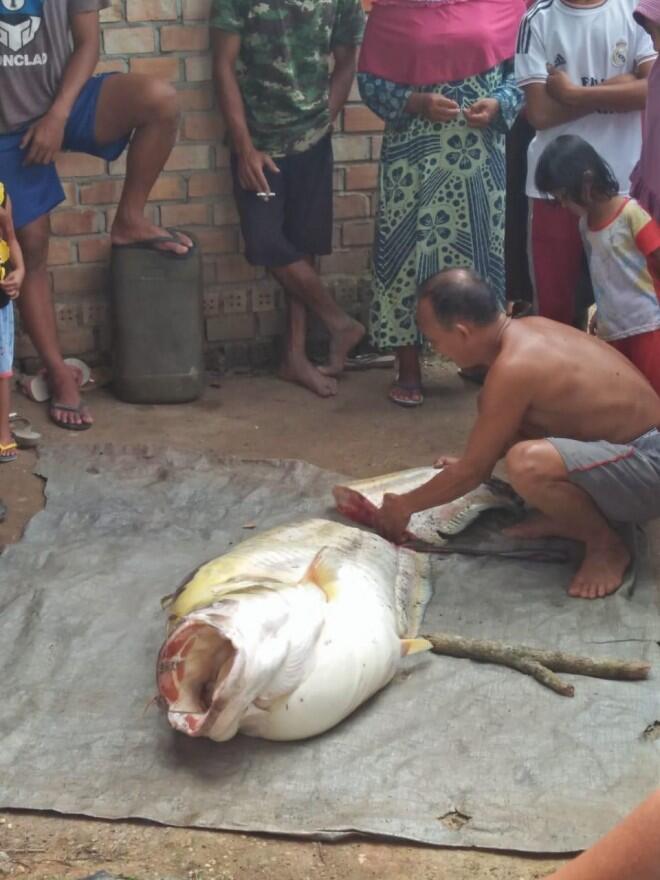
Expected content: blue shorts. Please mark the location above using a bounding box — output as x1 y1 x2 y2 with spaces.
0 74 130 231
0 302 14 378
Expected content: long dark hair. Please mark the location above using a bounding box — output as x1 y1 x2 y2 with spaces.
535 135 619 205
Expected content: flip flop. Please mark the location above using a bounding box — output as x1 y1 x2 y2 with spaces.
0 441 17 462
388 380 424 408
9 413 41 448
112 228 195 260
49 401 92 432
17 358 92 403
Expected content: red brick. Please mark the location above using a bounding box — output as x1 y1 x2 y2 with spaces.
78 237 112 263
332 136 370 163
127 0 177 21
188 170 233 198
160 203 210 226
182 0 211 19
51 264 108 295
103 27 155 55
164 144 210 171
206 313 256 342
79 180 124 206
213 198 239 226
56 152 106 178
60 181 77 206
184 56 211 82
333 167 345 192
182 112 224 141
130 56 180 80
343 105 384 133
175 84 214 110
100 0 123 22
215 146 231 169
108 154 127 177
320 248 370 275
148 175 186 201
215 255 263 283
48 238 74 266
256 310 286 337
371 135 383 160
95 59 127 75
345 163 379 191
58 328 96 357
161 26 209 52
50 209 104 236
333 193 371 220
195 226 238 253
342 220 375 247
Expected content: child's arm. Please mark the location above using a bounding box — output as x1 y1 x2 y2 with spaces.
0 195 25 299
546 60 653 114
21 10 101 166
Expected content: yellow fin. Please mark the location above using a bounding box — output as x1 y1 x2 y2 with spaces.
301 547 340 602
400 638 433 657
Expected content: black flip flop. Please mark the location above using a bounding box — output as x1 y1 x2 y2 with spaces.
49 401 92 432
112 228 195 260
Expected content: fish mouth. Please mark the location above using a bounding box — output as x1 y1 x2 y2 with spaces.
157 618 237 738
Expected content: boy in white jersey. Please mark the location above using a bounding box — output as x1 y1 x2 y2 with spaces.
515 0 657 326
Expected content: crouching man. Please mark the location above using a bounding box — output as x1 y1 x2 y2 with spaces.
377 268 660 599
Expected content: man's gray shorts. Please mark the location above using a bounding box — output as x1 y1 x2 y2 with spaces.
548 428 660 523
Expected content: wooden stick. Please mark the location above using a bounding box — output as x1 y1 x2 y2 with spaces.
423 632 651 697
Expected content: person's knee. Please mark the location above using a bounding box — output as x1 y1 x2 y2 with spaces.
505 440 560 492
17 219 50 273
138 76 180 126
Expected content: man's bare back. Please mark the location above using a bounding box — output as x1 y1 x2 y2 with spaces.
496 317 660 444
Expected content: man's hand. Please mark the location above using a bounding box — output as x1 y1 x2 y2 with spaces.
377 493 413 544
421 94 461 123
0 268 25 299
21 110 68 166
545 65 579 105
434 455 460 469
237 148 280 193
464 98 500 129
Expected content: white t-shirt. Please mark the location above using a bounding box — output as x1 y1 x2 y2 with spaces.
515 0 657 198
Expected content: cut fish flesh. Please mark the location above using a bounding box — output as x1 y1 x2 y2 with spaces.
334 468 522 545
157 519 432 743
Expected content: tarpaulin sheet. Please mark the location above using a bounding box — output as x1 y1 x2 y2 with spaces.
0 445 658 853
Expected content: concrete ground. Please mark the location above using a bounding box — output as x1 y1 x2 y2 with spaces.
0 359 596 879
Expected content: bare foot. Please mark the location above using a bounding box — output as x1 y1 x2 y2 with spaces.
503 512 568 541
320 319 365 377
48 365 94 428
568 534 631 599
279 355 338 398
111 219 194 256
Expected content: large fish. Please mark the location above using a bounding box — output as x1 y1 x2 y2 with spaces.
333 468 522 545
157 519 432 743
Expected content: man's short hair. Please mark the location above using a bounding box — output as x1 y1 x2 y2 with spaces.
419 268 501 328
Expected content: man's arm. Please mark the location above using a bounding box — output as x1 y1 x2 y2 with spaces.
211 28 279 193
377 361 533 542
22 11 100 165
546 60 653 115
329 43 359 123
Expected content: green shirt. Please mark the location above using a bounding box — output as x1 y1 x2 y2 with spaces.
210 0 365 157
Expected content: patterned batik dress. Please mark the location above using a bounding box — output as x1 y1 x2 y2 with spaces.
359 63 522 350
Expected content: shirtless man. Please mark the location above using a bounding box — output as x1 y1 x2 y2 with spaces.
377 268 660 599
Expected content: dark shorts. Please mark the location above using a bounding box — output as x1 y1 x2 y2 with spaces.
230 134 333 268
548 428 660 523
0 74 131 230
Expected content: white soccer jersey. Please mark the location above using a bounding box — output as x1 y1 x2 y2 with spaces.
515 0 657 198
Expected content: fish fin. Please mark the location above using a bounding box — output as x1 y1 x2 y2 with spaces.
300 547 340 601
400 637 433 656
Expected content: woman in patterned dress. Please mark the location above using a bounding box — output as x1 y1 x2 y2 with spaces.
358 0 525 405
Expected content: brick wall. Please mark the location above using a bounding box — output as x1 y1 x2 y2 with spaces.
16 0 383 368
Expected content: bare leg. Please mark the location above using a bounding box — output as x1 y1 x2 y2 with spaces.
390 345 423 405
16 216 92 427
94 74 192 255
0 376 13 456
278 296 337 397
547 790 660 880
270 259 364 377
505 440 630 599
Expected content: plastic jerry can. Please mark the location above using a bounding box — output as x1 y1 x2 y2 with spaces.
110 239 204 404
